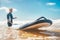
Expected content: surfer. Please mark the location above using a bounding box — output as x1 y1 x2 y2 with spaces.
7 8 16 27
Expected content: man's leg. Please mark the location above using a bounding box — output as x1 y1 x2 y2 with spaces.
8 22 12 27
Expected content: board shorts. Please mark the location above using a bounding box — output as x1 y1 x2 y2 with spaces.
7 22 12 27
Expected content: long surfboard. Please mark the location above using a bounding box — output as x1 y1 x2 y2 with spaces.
19 17 52 30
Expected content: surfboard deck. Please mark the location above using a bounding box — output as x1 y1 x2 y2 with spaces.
19 17 52 30
20 23 50 30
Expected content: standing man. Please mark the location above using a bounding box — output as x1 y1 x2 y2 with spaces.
7 8 16 27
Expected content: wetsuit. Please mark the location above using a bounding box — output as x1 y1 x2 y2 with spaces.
7 13 13 27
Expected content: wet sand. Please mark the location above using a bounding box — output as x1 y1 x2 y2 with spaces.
0 25 60 40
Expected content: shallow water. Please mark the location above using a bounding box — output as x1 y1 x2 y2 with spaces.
0 25 60 40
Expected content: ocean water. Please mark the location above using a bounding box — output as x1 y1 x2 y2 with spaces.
0 20 60 40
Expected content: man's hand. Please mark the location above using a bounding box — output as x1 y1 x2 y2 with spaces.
14 17 17 19
13 17 17 19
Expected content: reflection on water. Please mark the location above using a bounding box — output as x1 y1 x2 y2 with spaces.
0 26 60 40
18 29 60 40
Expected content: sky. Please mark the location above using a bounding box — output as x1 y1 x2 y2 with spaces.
0 0 60 21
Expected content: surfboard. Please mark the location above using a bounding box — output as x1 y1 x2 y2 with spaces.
19 17 52 30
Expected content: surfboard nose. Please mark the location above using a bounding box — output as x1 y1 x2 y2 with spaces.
46 19 52 25
36 17 52 25
38 19 52 26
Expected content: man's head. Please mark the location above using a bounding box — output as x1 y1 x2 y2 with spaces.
9 8 13 13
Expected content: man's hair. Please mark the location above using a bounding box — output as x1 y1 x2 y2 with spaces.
9 8 13 12
9 8 13 11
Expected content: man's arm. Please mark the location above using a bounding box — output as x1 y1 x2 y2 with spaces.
11 14 17 19
13 17 17 19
